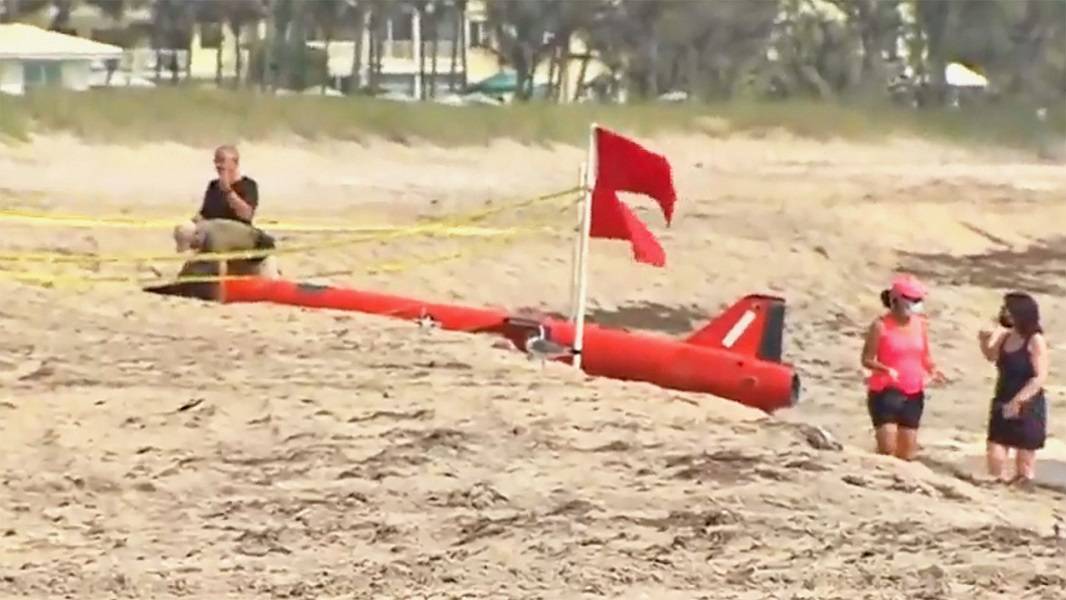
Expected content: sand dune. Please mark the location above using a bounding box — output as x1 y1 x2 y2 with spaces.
0 131 1065 598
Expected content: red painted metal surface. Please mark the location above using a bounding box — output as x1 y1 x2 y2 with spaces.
221 278 799 412
501 302 797 414
222 278 510 334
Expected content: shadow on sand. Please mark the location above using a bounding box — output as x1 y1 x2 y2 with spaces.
899 236 1066 295
586 302 707 336
920 454 1066 495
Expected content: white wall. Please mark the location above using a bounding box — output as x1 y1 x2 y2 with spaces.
0 60 25 95
0 59 96 94
60 60 91 92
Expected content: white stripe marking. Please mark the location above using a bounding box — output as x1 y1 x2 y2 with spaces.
722 309 756 348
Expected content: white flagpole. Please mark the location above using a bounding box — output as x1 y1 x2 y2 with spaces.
572 122 597 370
569 162 585 322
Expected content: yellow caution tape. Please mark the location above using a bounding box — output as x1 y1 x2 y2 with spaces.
0 186 582 233
0 209 551 236
0 187 578 265
0 210 180 229
0 270 256 286
0 224 529 288
0 184 576 290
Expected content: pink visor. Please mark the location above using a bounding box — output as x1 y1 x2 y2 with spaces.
890 273 927 300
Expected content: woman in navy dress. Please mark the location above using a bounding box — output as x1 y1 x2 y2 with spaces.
977 292 1049 484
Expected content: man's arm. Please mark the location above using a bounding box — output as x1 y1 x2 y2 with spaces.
241 178 259 216
221 177 256 222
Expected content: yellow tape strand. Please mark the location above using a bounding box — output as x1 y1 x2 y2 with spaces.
0 187 577 289
0 187 580 231
0 223 532 288
0 209 554 235
0 187 578 265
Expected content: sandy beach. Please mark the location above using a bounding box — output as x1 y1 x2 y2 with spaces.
1 130 1065 598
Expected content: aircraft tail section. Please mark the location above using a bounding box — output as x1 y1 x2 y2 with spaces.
683 294 786 363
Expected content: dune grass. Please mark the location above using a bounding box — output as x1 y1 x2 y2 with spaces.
0 86 1061 152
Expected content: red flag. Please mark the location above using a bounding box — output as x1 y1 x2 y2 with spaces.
595 127 677 224
588 127 677 267
589 187 667 267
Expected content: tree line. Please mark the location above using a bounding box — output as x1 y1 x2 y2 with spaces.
2 0 1063 107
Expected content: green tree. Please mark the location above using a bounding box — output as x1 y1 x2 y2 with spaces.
484 0 563 101
345 0 367 92
308 0 344 92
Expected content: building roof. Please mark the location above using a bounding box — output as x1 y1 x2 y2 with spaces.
0 23 123 60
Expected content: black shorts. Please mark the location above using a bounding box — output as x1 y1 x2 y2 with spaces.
867 388 925 429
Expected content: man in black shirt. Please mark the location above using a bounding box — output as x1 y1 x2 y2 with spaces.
172 145 280 281
196 144 258 223
195 146 256 225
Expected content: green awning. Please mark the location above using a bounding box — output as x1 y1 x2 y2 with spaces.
466 71 517 94
466 72 557 98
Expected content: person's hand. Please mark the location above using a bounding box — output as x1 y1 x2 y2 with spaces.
1002 398 1023 419
978 329 993 344
883 366 899 381
218 169 233 192
928 368 949 387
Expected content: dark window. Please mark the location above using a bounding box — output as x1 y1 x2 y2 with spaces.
391 14 413 41
433 9 458 41
469 21 485 48
200 23 222 49
23 61 62 88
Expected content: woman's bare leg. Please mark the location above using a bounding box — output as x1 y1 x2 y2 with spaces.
875 424 897 456
895 427 919 461
1015 449 1037 481
986 442 1009 481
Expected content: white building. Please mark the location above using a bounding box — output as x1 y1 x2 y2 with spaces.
0 23 123 95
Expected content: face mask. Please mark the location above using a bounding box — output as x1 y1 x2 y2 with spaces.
893 296 922 315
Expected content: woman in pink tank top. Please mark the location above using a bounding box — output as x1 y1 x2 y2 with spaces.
860 274 947 460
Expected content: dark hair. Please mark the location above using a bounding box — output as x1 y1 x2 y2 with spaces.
1004 291 1042 337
